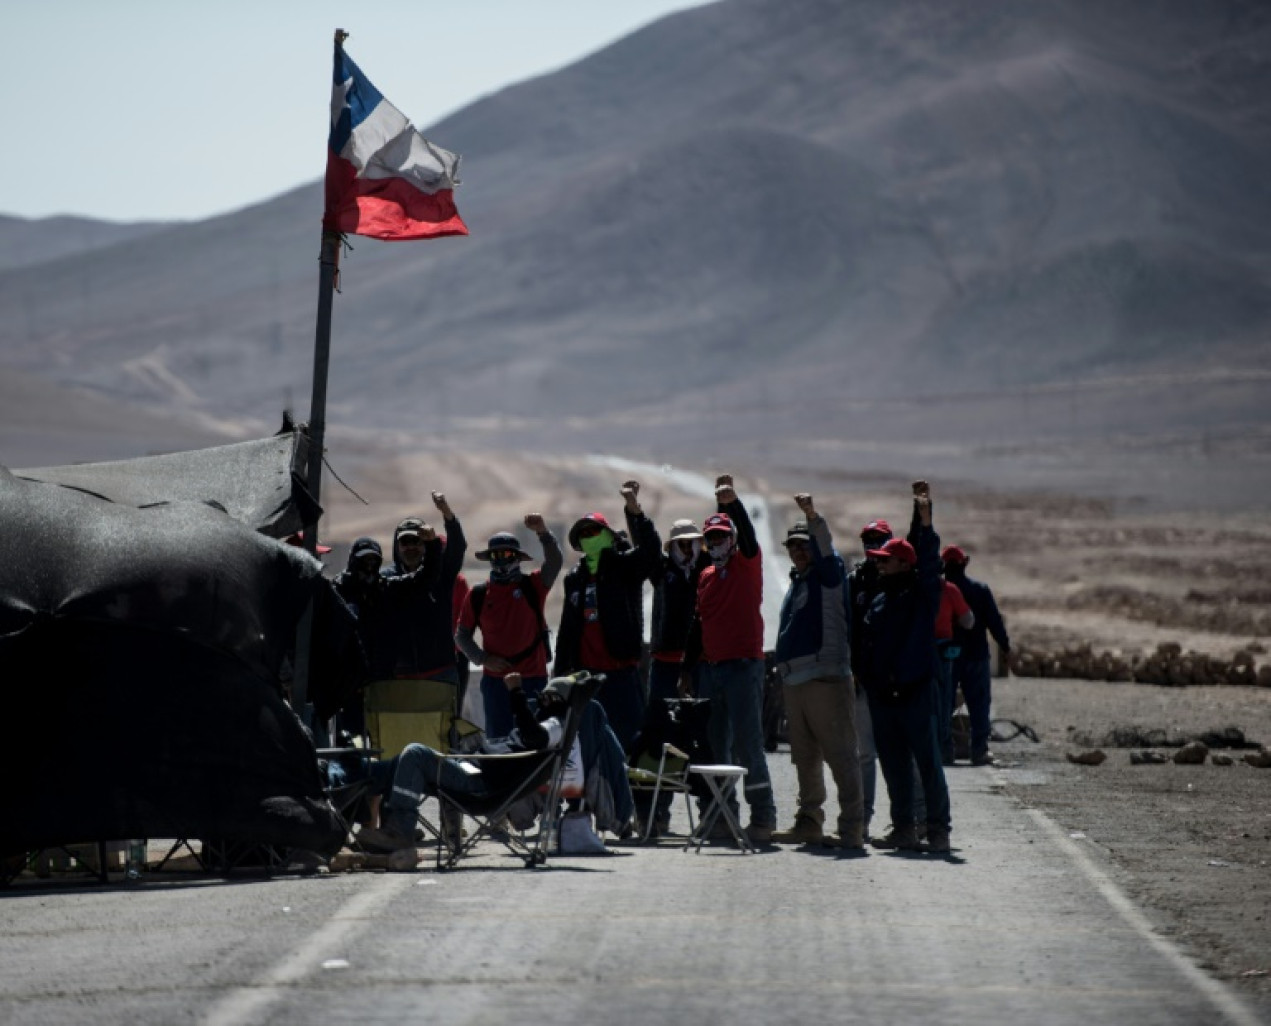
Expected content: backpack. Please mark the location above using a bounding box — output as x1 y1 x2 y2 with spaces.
470 578 553 665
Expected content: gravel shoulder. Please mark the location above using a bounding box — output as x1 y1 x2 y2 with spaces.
991 675 1271 1011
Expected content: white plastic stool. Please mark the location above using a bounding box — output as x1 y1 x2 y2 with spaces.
684 764 755 854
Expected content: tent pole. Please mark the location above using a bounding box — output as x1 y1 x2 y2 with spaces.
291 231 341 723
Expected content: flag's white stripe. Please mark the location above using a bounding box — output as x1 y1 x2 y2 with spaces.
338 88 460 194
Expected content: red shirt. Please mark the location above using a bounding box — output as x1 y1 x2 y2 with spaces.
457 571 550 678
935 580 971 640
578 580 637 671
696 547 764 662
452 573 470 634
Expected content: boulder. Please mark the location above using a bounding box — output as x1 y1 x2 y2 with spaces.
1172 741 1209 764
1067 750 1107 766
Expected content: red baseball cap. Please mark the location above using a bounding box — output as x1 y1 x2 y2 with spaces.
866 538 916 566
941 545 969 565
568 512 613 551
860 519 893 540
702 513 734 536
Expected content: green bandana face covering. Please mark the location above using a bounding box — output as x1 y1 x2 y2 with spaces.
580 531 613 573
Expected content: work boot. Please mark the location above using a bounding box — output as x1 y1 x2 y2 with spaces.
772 815 824 845
925 829 952 854
824 831 866 851
871 824 922 851
745 822 775 845
387 847 421 871
356 825 414 854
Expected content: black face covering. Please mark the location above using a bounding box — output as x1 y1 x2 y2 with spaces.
879 569 915 594
489 553 523 583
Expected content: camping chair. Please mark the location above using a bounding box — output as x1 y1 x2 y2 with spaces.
364 677 461 757
627 742 696 843
428 674 602 869
363 677 472 845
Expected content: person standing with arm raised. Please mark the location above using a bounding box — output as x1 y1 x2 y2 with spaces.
554 480 661 750
857 480 952 854
680 474 776 845
771 493 864 849
454 514 563 737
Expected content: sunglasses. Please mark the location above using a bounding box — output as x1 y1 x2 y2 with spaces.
576 525 603 539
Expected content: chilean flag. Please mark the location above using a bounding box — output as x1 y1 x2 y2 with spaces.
323 46 468 241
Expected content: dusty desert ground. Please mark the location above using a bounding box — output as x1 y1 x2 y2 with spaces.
316 444 1271 999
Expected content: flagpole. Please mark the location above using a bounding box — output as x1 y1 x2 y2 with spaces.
292 28 348 722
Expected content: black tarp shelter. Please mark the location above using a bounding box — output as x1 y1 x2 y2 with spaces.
12 431 320 539
0 431 361 860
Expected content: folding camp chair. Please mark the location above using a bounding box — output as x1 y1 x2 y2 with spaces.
627 742 696 843
363 677 476 845
364 678 461 757
429 674 601 869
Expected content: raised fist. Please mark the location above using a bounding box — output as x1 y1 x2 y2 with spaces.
794 492 815 516
715 474 736 505
524 513 547 534
431 491 452 517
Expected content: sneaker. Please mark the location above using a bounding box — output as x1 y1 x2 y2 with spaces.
871 825 922 851
745 822 775 845
772 816 824 845
925 830 951 854
971 750 996 767
356 826 414 854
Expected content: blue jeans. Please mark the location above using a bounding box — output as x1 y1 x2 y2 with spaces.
480 673 546 738
698 659 776 828
954 656 993 757
380 742 492 836
590 664 645 752
867 677 951 833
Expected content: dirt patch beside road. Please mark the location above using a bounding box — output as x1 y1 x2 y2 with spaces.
991 676 1271 1011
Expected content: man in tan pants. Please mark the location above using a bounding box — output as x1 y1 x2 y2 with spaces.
771 493 865 849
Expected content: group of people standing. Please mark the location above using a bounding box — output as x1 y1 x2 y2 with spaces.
329 474 1010 855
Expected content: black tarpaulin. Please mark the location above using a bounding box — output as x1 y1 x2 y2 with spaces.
0 464 360 859
12 430 320 539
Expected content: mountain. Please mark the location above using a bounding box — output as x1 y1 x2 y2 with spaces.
1 0 1269 498
0 214 178 273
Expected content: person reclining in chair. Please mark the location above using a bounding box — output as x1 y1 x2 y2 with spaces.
357 672 584 854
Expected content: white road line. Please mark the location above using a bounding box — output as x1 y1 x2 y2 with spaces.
1024 805 1262 1026
202 874 410 1026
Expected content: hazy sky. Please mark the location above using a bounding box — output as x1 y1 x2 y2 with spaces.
11 1 711 223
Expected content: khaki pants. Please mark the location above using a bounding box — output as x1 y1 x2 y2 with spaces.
784 676 864 836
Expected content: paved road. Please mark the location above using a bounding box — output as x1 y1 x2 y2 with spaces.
1 754 1263 1026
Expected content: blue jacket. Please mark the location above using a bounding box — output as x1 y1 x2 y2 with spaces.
860 517 941 701
945 567 1010 661
774 516 850 684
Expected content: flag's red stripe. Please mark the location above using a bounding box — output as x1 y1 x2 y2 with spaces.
323 153 468 241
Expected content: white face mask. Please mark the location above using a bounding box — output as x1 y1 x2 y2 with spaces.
671 539 701 568
707 536 734 566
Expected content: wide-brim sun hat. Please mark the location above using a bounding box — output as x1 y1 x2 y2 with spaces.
663 519 704 552
475 531 535 561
